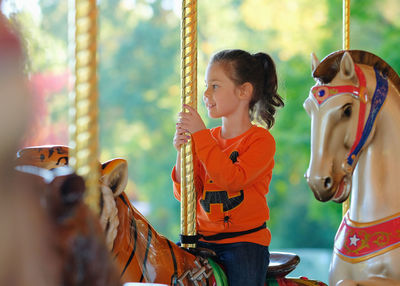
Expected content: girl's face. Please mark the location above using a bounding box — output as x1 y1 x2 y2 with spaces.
203 62 242 119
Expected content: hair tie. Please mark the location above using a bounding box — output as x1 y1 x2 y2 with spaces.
253 53 268 71
264 60 269 70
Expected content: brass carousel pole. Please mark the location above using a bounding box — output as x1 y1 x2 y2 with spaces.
180 0 197 249
68 0 100 214
342 0 350 216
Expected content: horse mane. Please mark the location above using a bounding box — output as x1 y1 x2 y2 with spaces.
313 50 400 91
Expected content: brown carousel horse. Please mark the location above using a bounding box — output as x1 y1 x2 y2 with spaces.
16 145 326 286
304 50 400 286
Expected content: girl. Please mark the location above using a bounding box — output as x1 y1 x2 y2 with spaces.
172 49 284 286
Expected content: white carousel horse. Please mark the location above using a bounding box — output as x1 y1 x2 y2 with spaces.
304 50 400 286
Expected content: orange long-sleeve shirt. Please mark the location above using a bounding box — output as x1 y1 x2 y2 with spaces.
172 125 275 246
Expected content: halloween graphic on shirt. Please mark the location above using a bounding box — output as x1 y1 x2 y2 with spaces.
200 151 244 227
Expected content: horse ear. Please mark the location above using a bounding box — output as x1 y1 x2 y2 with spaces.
311 52 320 75
100 159 128 197
339 52 356 82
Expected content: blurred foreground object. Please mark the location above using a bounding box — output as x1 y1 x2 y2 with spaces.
0 11 55 286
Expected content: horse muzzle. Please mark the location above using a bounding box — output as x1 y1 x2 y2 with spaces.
305 170 351 203
305 172 336 202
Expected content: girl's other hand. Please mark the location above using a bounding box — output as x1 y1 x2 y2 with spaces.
173 124 191 151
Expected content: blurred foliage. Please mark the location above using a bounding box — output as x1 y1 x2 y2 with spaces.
6 0 400 249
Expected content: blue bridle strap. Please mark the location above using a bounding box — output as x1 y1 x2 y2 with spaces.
347 66 389 166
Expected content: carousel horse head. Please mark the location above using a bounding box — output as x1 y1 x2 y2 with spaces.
304 51 400 285
303 50 400 203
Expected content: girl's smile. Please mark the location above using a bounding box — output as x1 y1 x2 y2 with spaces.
205 102 216 110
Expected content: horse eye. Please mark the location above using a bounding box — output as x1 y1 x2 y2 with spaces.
343 104 352 118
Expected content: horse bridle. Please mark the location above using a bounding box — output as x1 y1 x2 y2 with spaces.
310 64 389 172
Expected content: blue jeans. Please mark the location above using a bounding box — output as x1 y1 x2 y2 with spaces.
197 241 270 286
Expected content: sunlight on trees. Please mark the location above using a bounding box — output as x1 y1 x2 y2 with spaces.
240 0 330 60
380 0 400 27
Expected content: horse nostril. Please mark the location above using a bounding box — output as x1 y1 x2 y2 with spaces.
324 177 332 189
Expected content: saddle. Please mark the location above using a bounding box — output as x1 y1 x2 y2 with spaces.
193 248 299 278
267 251 300 278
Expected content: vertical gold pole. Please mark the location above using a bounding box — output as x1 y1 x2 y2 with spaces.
69 0 100 214
342 0 350 216
180 0 197 249
343 0 350 50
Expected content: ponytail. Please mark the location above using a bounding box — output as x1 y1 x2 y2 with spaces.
251 52 284 128
210 49 284 129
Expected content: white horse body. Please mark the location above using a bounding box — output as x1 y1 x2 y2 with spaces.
304 51 400 286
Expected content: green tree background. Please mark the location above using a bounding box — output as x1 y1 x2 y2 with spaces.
6 0 400 252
